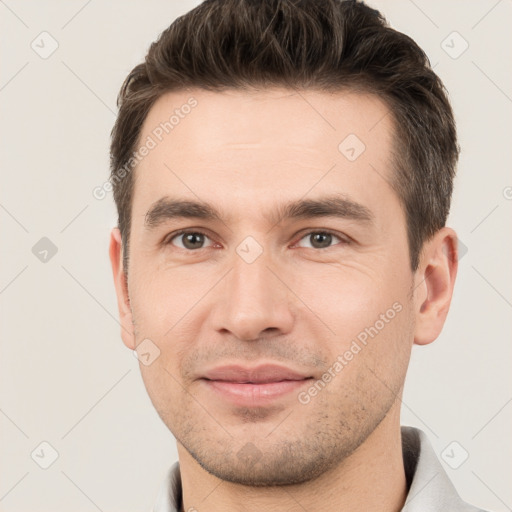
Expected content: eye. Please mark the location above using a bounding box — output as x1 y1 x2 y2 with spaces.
164 229 348 251
295 230 347 250
166 230 214 250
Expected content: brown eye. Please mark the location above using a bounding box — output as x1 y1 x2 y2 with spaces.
169 231 213 250
296 231 344 249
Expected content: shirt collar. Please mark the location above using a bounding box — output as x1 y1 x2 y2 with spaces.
153 426 485 512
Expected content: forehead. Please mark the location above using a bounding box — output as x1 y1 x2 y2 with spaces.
132 87 397 223
139 86 393 156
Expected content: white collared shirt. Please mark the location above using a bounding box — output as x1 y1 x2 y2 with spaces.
153 426 489 512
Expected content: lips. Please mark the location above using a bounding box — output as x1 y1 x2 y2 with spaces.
199 364 313 405
201 364 311 384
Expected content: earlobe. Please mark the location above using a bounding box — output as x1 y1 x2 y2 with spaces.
413 227 458 346
109 227 136 350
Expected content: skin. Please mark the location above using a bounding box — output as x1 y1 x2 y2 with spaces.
110 88 458 512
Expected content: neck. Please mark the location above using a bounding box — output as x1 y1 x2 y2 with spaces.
177 405 407 512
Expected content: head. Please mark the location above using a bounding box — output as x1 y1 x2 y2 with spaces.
110 0 459 486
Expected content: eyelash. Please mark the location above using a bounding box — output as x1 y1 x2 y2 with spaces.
163 229 350 251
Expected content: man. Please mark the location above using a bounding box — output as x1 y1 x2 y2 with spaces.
108 1 488 510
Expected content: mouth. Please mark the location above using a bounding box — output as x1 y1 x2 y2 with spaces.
198 364 314 405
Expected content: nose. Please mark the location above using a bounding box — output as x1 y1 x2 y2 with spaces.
210 249 295 342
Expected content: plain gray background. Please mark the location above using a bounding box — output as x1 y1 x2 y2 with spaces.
1 1 511 511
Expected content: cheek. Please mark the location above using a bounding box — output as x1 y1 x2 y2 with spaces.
138 361 186 433
292 261 409 335
129 264 207 334
357 298 414 380
325 300 414 414
293 262 414 387
128 271 195 397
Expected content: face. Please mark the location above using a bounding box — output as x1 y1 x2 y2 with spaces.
112 87 422 485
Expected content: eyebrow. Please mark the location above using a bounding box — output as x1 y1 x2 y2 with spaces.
144 194 374 229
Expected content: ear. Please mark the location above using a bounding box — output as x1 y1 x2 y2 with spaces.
413 227 458 346
109 227 136 350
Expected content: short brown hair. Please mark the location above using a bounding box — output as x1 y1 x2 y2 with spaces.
110 0 459 271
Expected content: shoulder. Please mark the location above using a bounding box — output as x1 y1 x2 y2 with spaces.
400 426 493 512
